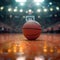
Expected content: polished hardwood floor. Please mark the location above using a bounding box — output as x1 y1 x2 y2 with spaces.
0 33 60 60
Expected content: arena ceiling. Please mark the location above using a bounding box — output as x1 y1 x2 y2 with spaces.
0 0 60 6
0 0 60 30
0 0 60 20
0 0 60 16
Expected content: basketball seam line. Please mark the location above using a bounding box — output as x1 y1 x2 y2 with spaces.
23 28 41 30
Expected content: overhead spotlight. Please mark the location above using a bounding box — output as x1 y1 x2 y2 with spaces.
14 9 17 12
8 8 12 12
56 6 59 11
20 3 25 6
0 6 4 10
50 8 53 11
16 0 26 2
43 8 48 12
49 2 52 5
37 9 41 12
20 9 23 12
34 0 44 3
28 9 32 12
28 9 33 14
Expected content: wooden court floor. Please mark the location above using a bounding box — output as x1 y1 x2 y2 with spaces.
0 33 60 60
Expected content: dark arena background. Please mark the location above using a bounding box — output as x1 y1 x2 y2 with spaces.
0 0 60 60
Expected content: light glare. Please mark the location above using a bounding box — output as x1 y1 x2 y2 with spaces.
56 6 59 11
14 9 17 12
28 9 32 12
44 9 48 12
37 9 41 12
16 0 26 2
34 0 44 3
49 2 52 5
8 8 12 12
20 9 23 12
50 8 53 11
0 6 4 10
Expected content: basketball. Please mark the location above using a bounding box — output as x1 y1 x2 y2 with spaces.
22 20 41 40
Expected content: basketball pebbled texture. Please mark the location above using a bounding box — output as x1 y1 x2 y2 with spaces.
22 20 41 40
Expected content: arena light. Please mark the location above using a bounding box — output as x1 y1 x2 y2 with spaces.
43 8 48 12
14 8 17 12
34 0 44 3
20 9 23 12
16 0 26 2
56 6 59 11
50 8 53 11
28 9 32 13
49 2 52 5
37 9 41 12
8 8 12 12
0 6 4 10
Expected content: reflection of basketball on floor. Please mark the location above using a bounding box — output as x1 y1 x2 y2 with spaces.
22 20 41 40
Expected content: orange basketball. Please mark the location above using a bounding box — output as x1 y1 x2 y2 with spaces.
22 20 41 40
